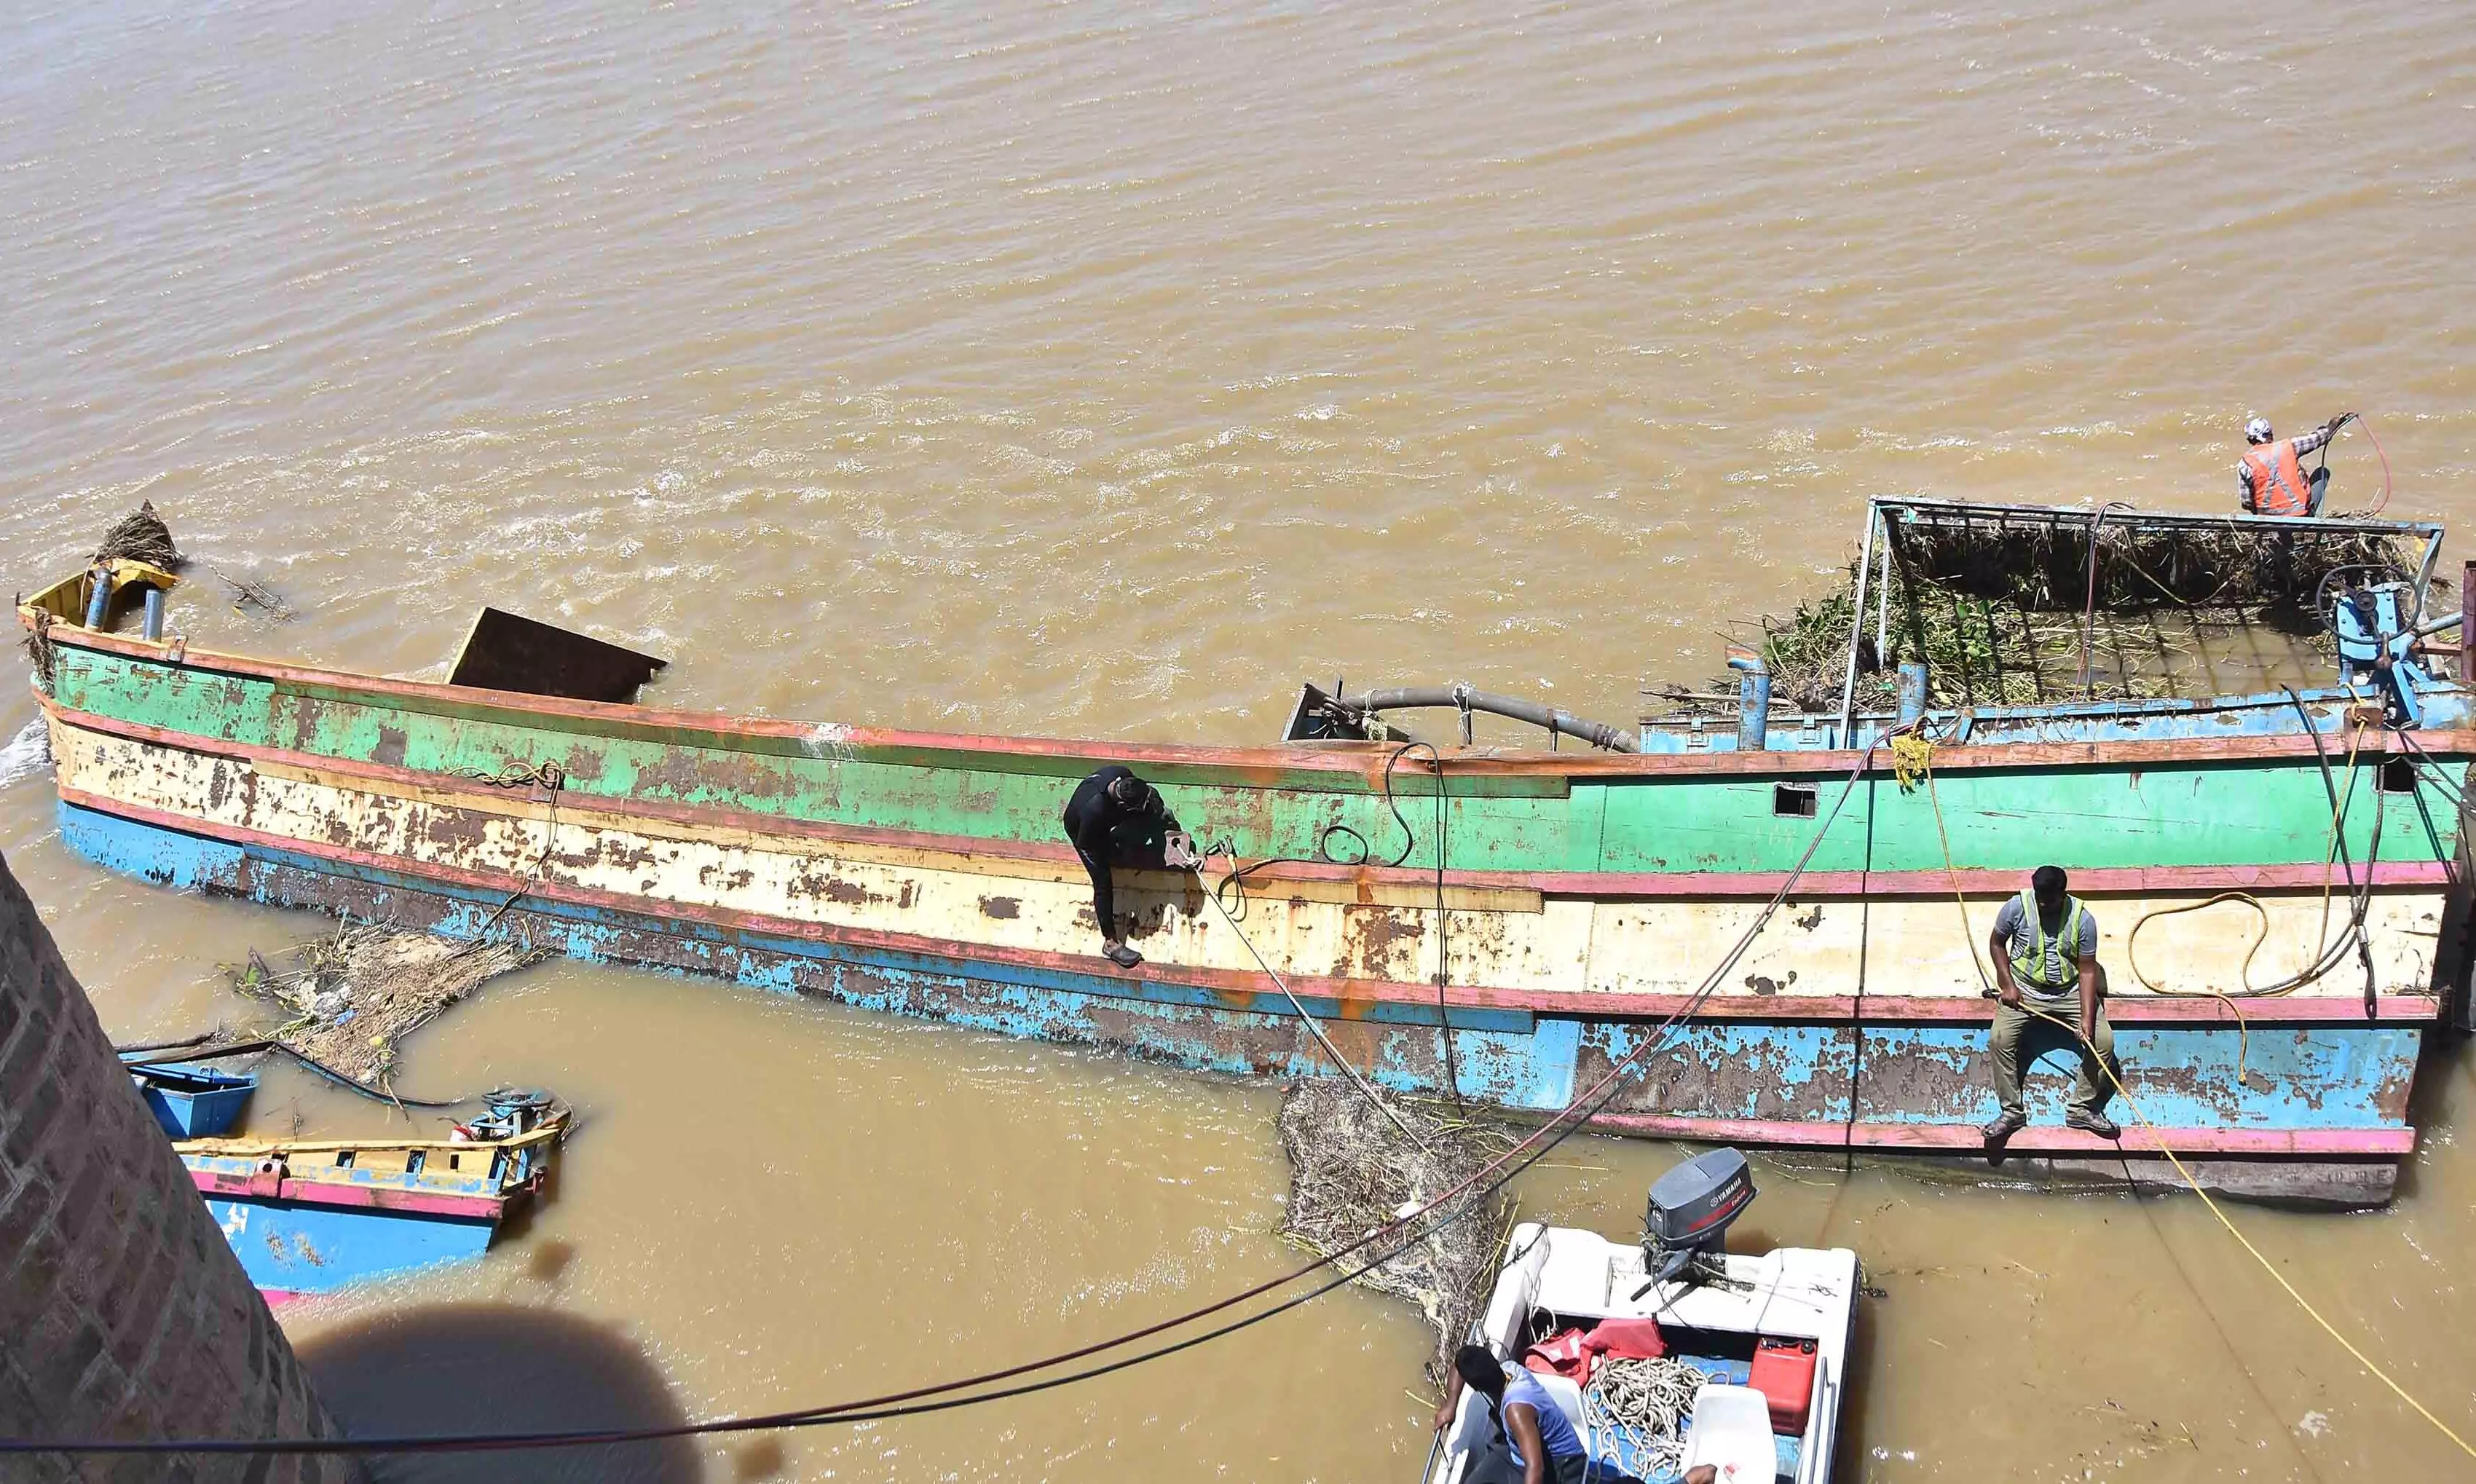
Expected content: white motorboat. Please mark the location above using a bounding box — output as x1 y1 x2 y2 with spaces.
1427 1149 1858 1484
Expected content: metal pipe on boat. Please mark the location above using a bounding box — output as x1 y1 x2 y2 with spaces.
1728 653 1771 751
141 586 165 641
2413 526 2444 628
1339 686 1639 752
1896 661 1928 728
1837 503 1881 738
2464 560 2476 684
82 565 114 630
1874 517 1894 672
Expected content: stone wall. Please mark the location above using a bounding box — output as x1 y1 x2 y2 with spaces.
0 848 354 1483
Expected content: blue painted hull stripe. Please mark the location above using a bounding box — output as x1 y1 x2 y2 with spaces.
58 802 2418 1133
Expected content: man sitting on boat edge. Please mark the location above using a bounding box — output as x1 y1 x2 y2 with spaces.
1983 865 2123 1143
1435 1344 1606 1484
1062 765 1177 969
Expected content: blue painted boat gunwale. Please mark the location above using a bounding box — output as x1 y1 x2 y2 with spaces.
1639 683 2475 754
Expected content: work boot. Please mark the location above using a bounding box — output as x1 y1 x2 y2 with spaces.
1980 1110 2026 1142
2066 1108 2120 1140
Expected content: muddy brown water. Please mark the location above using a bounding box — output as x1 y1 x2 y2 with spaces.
6 1 2476 1477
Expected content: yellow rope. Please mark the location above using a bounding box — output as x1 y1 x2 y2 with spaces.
2019 1002 2476 1461
1903 719 2467 1456
1893 730 1995 994
1910 717 2370 1085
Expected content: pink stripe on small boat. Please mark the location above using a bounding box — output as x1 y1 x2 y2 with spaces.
187 1167 508 1220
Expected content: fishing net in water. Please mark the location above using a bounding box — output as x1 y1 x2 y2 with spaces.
234 924 542 1089
91 500 181 569
1275 1079 1515 1385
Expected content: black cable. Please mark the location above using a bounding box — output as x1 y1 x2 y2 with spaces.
1202 741 1461 1101
272 1043 474 1111
1210 741 1435 909
112 1030 218 1056
114 1036 476 1110
6 743 1881 1461
2279 687 2386 995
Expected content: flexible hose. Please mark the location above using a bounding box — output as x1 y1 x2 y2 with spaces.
2324 413 2396 518
1337 686 1639 753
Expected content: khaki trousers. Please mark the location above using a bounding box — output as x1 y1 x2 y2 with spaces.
1990 1000 2118 1120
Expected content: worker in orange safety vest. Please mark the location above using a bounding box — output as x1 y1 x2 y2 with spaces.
2239 411 2354 516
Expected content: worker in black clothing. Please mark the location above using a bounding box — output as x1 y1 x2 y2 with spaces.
1062 765 1173 968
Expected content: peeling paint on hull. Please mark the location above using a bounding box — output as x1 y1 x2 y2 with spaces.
62 801 2421 1206
27 628 2473 1207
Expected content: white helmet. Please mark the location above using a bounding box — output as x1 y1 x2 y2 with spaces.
2244 417 2274 444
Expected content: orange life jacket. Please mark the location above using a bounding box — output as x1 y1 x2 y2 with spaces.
2244 439 2311 516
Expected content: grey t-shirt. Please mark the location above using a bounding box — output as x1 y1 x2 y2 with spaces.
1993 894 2095 998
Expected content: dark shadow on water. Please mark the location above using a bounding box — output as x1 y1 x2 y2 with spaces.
298 1303 701 1484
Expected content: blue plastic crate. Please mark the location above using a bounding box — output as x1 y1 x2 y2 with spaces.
129 1063 255 1138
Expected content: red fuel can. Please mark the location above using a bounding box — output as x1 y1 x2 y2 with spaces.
1748 1336 1820 1434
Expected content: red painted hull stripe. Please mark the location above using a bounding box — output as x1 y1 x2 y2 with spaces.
63 785 2442 1028
36 626 2476 780
1581 1113 2416 1157
43 700 2461 901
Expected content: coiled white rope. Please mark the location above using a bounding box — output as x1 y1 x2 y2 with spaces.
1580 1355 1704 1478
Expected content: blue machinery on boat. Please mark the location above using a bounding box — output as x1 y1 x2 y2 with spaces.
2334 579 2464 729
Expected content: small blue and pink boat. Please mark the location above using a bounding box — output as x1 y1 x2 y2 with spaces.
174 1090 567 1302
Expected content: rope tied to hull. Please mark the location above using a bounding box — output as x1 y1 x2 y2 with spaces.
1891 726 1997 995
1204 874 1429 1148
1199 740 1465 1123
446 761 568 937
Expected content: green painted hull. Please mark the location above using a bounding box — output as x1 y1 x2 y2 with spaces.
47 645 2458 876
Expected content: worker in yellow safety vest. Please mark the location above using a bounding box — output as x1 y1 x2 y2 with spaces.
2239 412 2354 516
1982 865 2121 1142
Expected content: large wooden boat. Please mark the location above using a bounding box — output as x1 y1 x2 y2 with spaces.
21 500 2474 1204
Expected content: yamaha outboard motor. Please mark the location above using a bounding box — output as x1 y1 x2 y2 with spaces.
1642 1147 1756 1284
